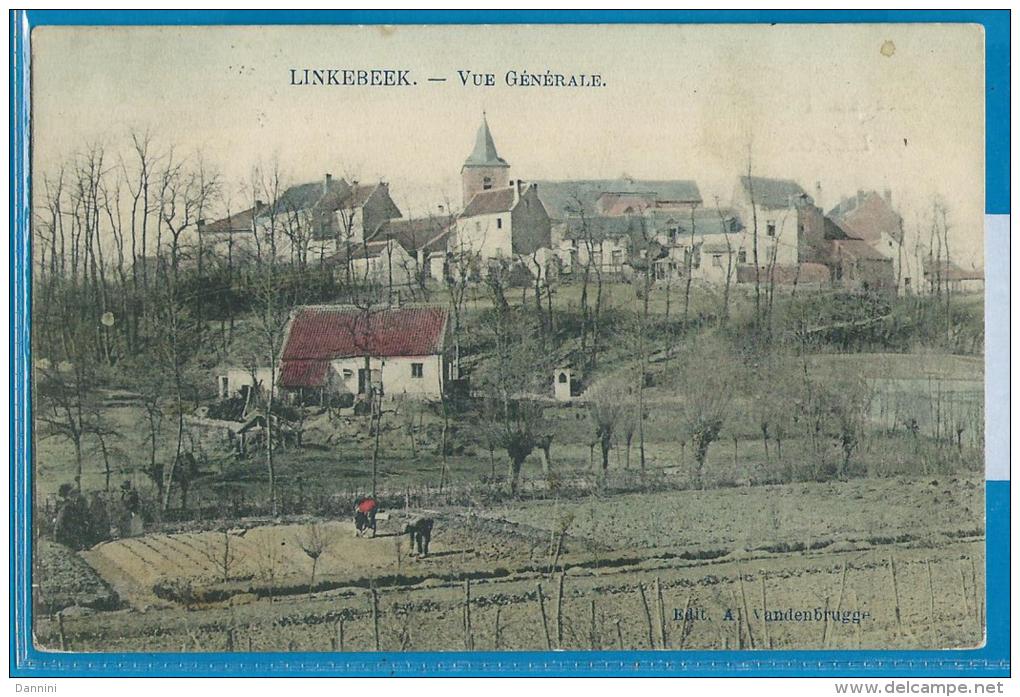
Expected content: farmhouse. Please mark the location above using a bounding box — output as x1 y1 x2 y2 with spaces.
278 304 452 402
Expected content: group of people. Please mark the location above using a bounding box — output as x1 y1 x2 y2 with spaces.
52 480 143 550
354 496 434 557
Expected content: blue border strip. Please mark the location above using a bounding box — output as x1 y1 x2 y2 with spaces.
9 9 1010 677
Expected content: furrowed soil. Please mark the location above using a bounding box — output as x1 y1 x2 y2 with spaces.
35 474 985 652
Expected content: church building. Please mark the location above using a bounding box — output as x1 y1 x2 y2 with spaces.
453 115 552 264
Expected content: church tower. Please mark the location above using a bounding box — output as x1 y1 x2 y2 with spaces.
461 113 510 208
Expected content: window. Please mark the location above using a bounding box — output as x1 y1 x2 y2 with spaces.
496 217 503 229
483 176 492 190
738 250 747 264
712 254 722 268
558 372 568 384
766 221 777 237
411 362 424 379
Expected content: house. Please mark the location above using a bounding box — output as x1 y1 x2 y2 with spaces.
534 178 702 222
733 176 813 269
278 305 452 401
828 189 909 292
455 180 552 264
269 174 403 265
830 239 897 292
557 215 648 275
325 238 420 289
368 214 455 283
922 260 985 294
215 366 275 401
197 201 269 263
645 208 745 284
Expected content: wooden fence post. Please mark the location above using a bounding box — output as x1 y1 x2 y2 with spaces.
654 577 668 649
555 572 566 648
738 567 756 649
494 605 502 651
536 582 552 650
463 579 474 650
925 558 937 646
371 587 381 651
888 555 903 637
638 583 655 649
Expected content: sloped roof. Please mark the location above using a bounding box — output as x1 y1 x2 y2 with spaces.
283 305 449 362
923 259 984 281
533 179 702 220
828 190 904 244
463 116 510 169
740 176 812 210
832 239 889 261
201 203 267 234
461 186 516 217
370 215 455 254
561 215 649 241
647 208 744 236
271 179 378 216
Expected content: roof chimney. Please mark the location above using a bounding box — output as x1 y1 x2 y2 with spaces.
883 188 892 206
814 181 823 211
514 179 525 205
324 173 333 193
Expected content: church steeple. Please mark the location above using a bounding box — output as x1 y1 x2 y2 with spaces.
461 113 511 207
463 113 510 169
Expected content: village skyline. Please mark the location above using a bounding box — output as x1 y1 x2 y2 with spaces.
31 24 985 267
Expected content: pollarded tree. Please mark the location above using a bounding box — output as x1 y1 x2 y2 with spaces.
587 381 629 478
675 340 737 489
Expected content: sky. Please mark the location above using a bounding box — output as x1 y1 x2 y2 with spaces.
31 23 985 265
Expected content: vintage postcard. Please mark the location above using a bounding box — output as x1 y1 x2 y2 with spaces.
13 14 1006 674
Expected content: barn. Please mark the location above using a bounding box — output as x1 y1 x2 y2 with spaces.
278 304 452 402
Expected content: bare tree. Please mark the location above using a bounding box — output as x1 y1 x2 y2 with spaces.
297 523 331 592
200 529 239 584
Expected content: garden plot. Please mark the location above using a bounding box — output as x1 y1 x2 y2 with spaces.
81 511 564 609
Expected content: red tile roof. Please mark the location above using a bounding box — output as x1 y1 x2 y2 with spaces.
280 305 448 388
279 360 330 389
284 305 448 361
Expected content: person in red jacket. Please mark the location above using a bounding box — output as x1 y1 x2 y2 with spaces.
354 496 378 537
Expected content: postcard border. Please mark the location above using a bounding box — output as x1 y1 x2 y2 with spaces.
9 9 1010 678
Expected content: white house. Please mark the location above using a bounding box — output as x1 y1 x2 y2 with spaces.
278 304 452 401
733 176 812 270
